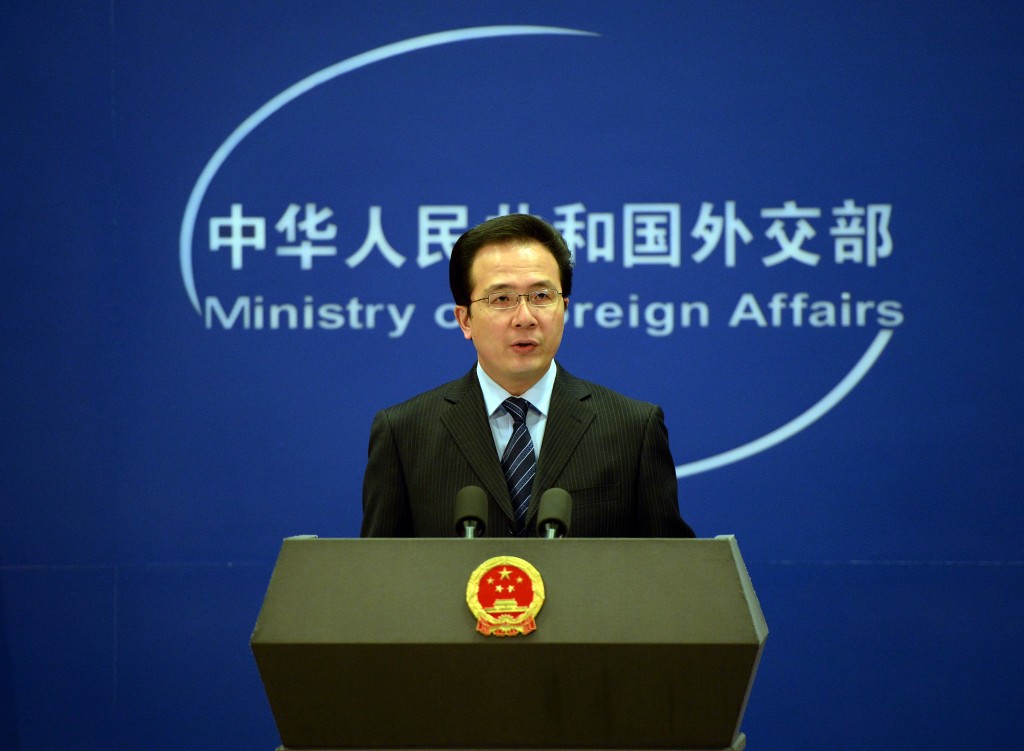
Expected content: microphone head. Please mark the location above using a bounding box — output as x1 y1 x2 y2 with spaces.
536 488 572 537
454 485 488 536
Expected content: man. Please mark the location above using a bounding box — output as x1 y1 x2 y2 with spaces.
361 214 694 538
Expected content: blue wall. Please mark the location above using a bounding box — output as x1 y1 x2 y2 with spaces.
2 2 1022 749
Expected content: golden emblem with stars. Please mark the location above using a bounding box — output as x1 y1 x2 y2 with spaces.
466 556 545 636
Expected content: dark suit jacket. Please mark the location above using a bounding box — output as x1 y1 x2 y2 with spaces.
360 364 695 537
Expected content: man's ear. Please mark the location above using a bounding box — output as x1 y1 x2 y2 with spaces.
454 305 473 340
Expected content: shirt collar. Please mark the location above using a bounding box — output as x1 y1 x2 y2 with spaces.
477 361 556 418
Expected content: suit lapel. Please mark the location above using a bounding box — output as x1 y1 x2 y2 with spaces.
529 367 595 524
440 369 516 524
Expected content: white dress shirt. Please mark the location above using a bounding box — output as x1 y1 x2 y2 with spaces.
476 361 556 460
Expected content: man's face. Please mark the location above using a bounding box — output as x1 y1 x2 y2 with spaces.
454 240 568 396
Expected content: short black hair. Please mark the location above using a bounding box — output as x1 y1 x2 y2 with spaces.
448 214 574 306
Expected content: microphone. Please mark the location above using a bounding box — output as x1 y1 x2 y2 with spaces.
454 485 487 538
536 488 572 538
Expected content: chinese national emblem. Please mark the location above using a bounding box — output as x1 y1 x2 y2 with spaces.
466 556 545 637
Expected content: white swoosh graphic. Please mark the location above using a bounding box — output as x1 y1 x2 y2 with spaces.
177 26 891 476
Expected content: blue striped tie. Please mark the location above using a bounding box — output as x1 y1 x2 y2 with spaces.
501 397 536 534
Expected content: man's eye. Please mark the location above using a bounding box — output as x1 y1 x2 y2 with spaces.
491 294 514 305
533 291 553 302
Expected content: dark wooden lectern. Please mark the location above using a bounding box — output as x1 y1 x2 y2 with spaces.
252 536 767 751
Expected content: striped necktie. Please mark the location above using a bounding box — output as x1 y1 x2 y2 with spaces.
501 397 536 534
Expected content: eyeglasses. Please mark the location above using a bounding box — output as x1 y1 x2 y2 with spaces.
470 289 565 310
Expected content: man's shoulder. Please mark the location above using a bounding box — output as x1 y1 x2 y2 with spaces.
377 369 476 418
555 366 661 416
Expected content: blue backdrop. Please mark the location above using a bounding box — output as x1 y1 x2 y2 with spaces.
2 2 1022 749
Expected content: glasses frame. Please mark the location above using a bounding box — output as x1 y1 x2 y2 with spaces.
469 289 565 311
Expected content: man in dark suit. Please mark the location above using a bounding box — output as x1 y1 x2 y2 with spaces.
361 214 694 538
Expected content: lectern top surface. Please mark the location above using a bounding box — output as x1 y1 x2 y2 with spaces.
252 537 766 646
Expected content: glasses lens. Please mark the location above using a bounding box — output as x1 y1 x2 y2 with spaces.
529 290 557 306
487 292 516 309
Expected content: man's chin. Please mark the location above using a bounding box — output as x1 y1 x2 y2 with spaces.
494 357 551 390
508 351 548 371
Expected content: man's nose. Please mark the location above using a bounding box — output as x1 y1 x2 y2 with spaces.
512 298 538 326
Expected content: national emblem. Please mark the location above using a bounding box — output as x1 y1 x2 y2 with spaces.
466 556 545 637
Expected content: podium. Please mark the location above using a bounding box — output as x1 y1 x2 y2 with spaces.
251 536 766 751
